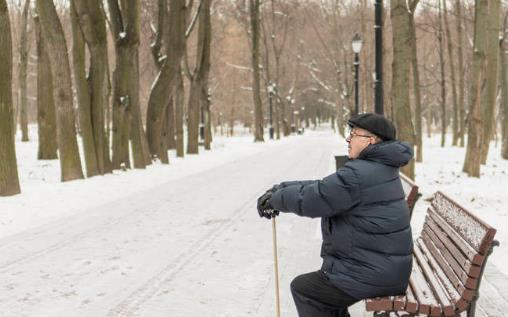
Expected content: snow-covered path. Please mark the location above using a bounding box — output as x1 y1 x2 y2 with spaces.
0 132 338 317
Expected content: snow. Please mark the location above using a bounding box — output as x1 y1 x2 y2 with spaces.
0 126 507 316
119 32 126 39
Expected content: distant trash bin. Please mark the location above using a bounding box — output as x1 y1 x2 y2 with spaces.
334 155 349 170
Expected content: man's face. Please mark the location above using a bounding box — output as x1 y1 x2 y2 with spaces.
346 127 376 159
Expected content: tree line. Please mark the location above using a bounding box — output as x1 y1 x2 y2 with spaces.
1 0 508 196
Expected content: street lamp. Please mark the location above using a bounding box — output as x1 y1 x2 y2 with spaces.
352 33 362 115
374 0 384 115
267 82 275 139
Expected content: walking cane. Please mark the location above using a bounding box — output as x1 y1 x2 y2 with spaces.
271 216 281 317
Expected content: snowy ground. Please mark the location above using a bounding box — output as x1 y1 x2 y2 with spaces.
0 127 507 316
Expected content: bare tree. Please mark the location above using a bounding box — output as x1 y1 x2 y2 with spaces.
70 0 99 176
463 0 488 177
175 66 185 157
502 12 508 160
0 0 21 196
72 0 112 174
250 0 264 142
36 0 84 181
186 0 213 153
18 0 30 142
146 0 186 158
391 0 415 179
109 0 150 169
34 13 57 160
456 0 466 147
480 0 501 164
437 0 446 147
408 0 422 161
443 0 459 146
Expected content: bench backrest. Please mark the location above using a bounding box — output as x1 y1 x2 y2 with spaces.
400 173 420 218
416 191 497 313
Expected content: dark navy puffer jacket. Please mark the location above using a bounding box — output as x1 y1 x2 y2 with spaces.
269 140 413 299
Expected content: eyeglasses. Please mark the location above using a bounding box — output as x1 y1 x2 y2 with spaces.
346 131 374 141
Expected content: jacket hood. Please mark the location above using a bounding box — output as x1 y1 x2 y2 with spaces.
357 140 413 167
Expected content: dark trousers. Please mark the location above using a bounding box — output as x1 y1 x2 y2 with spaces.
290 271 359 317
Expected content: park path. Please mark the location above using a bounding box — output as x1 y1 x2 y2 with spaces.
0 131 337 316
0 130 506 316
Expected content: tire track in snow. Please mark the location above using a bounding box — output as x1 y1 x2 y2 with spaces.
107 193 259 317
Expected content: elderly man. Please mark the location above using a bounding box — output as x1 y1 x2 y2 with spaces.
257 113 413 317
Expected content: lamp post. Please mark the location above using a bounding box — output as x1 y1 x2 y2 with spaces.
351 34 362 115
267 82 275 139
374 0 384 115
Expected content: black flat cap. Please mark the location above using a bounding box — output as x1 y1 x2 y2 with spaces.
347 113 396 141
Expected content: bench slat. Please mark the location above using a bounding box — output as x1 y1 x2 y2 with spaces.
405 285 418 313
409 257 442 315
422 227 477 289
417 238 461 302
425 216 482 278
393 295 406 311
422 228 470 285
431 191 497 255
427 208 484 266
365 297 393 311
414 241 455 316
422 232 476 300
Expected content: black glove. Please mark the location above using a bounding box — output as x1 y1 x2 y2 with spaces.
257 189 279 219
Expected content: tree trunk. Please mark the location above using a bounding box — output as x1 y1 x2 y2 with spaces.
167 97 176 150
480 0 501 164
201 3 212 151
391 0 415 179
72 0 112 174
34 14 57 160
70 0 99 176
18 0 30 142
443 0 459 146
204 92 212 150
159 105 169 164
147 0 185 159
108 0 148 169
409 9 423 162
463 0 488 177
456 0 466 147
175 66 184 157
438 0 447 147
250 0 264 142
0 0 21 196
187 77 201 154
37 0 84 182
502 15 508 160
187 0 212 154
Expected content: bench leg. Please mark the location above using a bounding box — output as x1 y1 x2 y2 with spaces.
467 299 477 317
466 241 499 317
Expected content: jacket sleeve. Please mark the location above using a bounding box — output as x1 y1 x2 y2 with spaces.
277 180 316 188
269 167 361 218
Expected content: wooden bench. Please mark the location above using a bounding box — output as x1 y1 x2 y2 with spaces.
365 191 500 317
334 155 421 217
